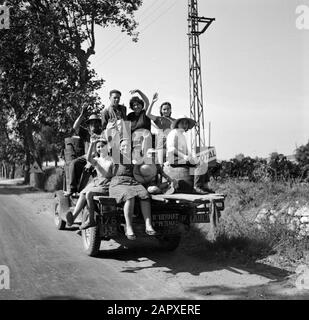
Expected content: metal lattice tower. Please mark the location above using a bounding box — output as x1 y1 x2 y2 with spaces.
188 0 215 152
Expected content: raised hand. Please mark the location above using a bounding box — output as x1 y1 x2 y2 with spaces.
129 89 140 95
152 92 159 102
81 103 88 114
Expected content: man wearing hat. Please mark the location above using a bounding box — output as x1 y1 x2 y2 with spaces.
65 104 102 196
165 115 214 195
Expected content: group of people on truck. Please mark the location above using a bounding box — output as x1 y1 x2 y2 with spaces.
64 89 214 240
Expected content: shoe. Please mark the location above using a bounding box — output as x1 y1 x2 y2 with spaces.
79 221 97 230
145 229 157 236
66 211 74 226
193 187 210 195
125 233 136 241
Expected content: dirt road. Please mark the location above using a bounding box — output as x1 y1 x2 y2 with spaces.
0 178 308 300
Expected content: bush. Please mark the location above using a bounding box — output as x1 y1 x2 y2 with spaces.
205 179 309 264
44 167 64 191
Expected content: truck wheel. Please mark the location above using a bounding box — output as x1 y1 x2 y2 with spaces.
157 233 181 251
54 195 66 230
81 207 101 257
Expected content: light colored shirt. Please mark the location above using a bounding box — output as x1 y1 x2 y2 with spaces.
166 128 191 164
92 156 113 179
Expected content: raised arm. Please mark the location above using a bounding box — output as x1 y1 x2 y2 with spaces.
73 103 88 133
130 89 150 112
145 92 159 122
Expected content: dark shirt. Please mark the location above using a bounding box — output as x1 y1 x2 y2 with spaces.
101 105 127 130
154 116 175 131
77 126 90 154
127 109 151 133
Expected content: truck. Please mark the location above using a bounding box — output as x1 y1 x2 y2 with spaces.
54 136 226 257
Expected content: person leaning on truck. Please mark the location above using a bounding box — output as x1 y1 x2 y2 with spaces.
65 104 102 196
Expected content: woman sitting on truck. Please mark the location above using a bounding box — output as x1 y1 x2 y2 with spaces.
66 136 113 230
109 138 157 240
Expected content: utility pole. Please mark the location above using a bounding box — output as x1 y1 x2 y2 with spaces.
188 0 215 153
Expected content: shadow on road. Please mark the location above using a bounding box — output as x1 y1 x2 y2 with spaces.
92 236 292 286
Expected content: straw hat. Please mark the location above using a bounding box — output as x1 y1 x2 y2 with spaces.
171 115 196 129
85 114 101 125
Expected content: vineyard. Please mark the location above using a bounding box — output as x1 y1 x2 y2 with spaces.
209 146 309 184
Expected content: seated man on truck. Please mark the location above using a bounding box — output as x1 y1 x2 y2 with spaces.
65 104 102 196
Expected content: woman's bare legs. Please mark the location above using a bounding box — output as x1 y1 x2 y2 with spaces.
140 199 156 233
123 197 135 236
86 191 96 224
72 194 86 220
66 193 86 226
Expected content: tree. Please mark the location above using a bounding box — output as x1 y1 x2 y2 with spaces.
0 0 142 183
296 141 309 167
296 141 309 181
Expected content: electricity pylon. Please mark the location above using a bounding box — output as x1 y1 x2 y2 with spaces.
188 0 215 152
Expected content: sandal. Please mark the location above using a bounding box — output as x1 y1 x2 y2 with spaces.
145 229 157 236
65 211 74 226
125 233 137 241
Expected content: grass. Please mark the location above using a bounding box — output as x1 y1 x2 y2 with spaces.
185 179 309 266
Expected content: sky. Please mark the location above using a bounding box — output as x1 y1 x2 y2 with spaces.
89 0 309 160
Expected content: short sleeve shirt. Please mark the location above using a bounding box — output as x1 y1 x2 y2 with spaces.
166 128 189 165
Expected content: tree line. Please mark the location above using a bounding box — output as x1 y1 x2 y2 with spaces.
208 146 309 183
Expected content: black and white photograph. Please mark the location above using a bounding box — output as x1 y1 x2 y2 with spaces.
0 0 309 304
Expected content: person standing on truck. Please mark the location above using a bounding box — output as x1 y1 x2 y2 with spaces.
127 89 154 161
146 94 175 164
102 89 127 163
65 103 102 196
66 137 113 229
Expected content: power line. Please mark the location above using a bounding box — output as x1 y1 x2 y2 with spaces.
95 0 165 61
97 0 179 67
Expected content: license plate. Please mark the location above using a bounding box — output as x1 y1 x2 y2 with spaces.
153 220 179 227
152 213 179 227
190 214 209 223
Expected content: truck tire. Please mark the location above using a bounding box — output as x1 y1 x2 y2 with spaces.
54 195 66 230
157 233 181 251
81 207 101 257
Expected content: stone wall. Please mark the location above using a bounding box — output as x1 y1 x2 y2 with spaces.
255 203 309 238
